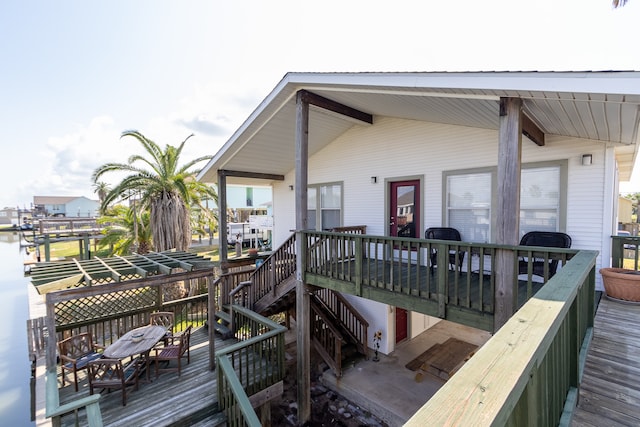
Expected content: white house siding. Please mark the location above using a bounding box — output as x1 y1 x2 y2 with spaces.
270 117 614 349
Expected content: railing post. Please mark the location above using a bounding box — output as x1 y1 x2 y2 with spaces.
437 243 447 317
208 276 216 371
44 234 51 262
355 237 362 296
611 236 623 268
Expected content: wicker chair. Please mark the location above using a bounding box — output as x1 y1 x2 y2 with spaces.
151 325 192 378
425 227 465 272
518 231 572 279
58 332 104 392
87 358 140 406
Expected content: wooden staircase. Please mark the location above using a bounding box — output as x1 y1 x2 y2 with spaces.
218 229 370 377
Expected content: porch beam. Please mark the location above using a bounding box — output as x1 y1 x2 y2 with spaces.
299 89 373 124
495 97 523 331
295 90 312 424
219 169 285 181
522 114 545 146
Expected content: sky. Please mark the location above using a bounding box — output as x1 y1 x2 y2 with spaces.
2 0 640 209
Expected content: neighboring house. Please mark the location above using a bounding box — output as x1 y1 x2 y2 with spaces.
618 196 634 225
226 184 272 222
198 71 640 358
33 196 100 218
0 207 24 226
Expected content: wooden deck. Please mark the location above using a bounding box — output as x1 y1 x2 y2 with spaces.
572 295 640 426
57 327 230 426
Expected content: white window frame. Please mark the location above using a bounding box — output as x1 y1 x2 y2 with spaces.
307 182 343 231
443 161 567 242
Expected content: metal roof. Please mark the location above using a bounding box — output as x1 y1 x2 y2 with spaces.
197 71 640 184
30 251 216 294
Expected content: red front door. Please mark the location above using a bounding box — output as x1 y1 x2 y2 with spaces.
396 307 408 343
389 180 418 344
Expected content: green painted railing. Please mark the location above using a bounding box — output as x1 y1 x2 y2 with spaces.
404 249 597 426
216 305 286 426
303 231 577 332
45 369 103 427
611 234 640 270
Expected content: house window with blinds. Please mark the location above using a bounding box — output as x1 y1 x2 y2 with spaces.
446 172 492 242
520 166 561 236
307 183 342 230
445 162 565 242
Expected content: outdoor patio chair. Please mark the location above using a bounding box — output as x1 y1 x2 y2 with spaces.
58 332 105 392
87 358 140 406
151 324 192 378
425 227 465 272
518 231 572 279
149 311 174 346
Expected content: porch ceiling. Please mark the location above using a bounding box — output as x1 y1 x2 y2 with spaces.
30 251 215 294
198 71 640 184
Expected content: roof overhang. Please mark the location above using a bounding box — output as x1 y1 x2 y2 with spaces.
198 71 640 185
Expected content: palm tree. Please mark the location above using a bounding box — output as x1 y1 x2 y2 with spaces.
92 181 110 214
92 130 217 251
97 205 152 255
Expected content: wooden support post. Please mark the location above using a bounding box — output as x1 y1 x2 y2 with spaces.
207 276 216 371
295 90 311 424
44 234 50 262
84 235 91 260
495 97 522 331
218 171 228 273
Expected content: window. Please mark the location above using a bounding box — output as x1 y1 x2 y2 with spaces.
520 166 561 235
446 171 492 242
445 162 565 242
307 183 342 230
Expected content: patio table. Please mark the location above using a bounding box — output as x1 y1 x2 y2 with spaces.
104 325 167 382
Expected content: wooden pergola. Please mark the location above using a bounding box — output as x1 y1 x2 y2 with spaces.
31 250 216 294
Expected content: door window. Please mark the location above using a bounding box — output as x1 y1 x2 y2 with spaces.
390 180 420 238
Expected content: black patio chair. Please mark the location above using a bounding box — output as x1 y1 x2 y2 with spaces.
518 231 572 279
425 227 465 272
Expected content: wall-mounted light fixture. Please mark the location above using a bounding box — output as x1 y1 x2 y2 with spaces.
371 176 377 184
288 185 294 191
582 154 593 166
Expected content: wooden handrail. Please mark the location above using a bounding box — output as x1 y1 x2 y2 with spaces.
216 305 286 425
303 230 579 333
45 369 103 426
313 288 368 355
405 250 597 425
311 299 345 377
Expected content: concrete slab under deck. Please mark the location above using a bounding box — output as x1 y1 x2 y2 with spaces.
320 320 492 427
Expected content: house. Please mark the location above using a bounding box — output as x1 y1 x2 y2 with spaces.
226 184 272 222
197 71 640 422
618 196 634 225
0 206 23 226
33 196 100 218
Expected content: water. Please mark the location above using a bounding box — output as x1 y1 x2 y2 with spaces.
0 232 36 426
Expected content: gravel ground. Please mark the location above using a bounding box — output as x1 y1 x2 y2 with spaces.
270 353 388 427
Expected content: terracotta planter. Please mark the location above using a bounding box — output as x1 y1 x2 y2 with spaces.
600 267 640 302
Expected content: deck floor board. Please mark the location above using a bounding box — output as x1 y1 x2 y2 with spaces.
57 327 231 427
572 297 640 426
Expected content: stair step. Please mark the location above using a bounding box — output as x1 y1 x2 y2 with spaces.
188 410 227 427
213 322 234 339
215 310 231 324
